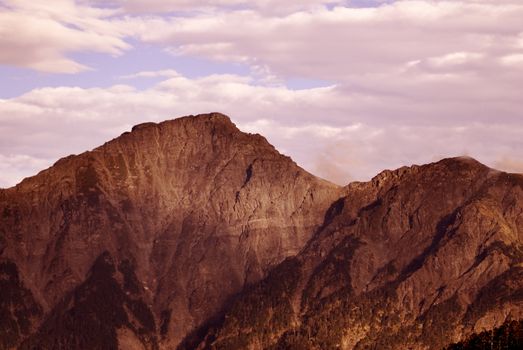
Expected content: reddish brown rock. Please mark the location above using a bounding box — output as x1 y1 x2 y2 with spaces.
0 113 340 349
200 157 523 350
1 113 522 350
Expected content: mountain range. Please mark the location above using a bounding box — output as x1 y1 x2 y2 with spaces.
1 113 521 349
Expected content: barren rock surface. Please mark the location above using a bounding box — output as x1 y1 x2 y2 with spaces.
0 113 521 350
198 158 523 350
0 113 339 349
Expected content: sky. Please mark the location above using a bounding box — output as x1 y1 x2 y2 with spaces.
1 0 523 187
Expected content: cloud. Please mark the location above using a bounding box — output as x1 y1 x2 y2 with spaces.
3 0 523 91
500 54 523 67
137 1 523 77
0 0 130 73
109 0 345 15
119 69 182 79
120 0 523 127
0 154 52 188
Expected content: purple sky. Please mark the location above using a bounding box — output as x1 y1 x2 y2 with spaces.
1 0 523 187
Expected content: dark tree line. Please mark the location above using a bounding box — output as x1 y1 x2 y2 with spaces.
446 320 523 350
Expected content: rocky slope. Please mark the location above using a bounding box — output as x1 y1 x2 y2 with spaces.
197 157 523 349
0 113 340 349
1 113 522 349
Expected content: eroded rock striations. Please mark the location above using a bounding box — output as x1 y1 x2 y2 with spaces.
0 113 521 349
198 157 523 349
0 113 339 349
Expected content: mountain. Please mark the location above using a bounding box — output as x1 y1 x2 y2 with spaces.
0 113 339 349
0 113 522 349
197 157 523 349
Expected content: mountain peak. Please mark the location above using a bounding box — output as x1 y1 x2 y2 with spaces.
105 112 275 162
0 113 341 349
12 113 278 191
438 155 489 170
130 112 236 133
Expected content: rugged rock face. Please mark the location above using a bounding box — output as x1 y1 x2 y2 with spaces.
1 113 522 349
198 157 523 349
0 113 340 349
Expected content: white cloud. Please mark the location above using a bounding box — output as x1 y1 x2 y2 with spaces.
109 0 345 15
426 52 484 68
0 154 52 188
119 69 182 79
0 0 130 73
123 1 523 126
136 1 523 78
500 54 523 67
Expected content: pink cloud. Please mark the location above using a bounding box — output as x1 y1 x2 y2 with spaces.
0 0 129 73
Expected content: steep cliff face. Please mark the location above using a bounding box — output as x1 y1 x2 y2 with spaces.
200 157 523 349
0 113 340 349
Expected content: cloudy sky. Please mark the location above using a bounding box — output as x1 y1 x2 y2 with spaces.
1 0 522 187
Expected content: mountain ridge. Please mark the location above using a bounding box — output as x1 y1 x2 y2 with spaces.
0 112 341 349
196 155 523 349
0 112 521 349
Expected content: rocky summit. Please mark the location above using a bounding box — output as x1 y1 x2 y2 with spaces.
0 113 522 350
